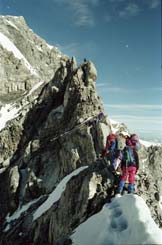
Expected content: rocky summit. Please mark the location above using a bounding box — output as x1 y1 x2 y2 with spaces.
0 16 161 245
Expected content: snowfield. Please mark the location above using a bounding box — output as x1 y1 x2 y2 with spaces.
0 31 38 76
71 194 162 245
0 104 21 131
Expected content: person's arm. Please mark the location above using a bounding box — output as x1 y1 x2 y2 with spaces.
105 137 110 152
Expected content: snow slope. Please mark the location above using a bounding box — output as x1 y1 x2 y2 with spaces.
33 166 88 221
0 31 38 76
0 104 21 131
0 80 45 131
71 194 162 245
4 197 42 232
139 139 161 147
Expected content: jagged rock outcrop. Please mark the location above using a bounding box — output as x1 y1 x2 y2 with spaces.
0 61 113 244
0 15 161 245
0 15 114 244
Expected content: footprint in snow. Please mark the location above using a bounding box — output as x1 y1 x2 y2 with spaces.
109 202 120 210
111 207 123 218
110 208 128 232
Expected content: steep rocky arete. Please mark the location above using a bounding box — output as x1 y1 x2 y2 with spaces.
0 15 161 245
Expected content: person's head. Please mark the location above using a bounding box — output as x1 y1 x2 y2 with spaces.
107 133 116 143
128 134 141 151
98 112 104 120
126 137 132 146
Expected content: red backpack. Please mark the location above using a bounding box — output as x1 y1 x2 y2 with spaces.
102 133 117 157
106 133 116 149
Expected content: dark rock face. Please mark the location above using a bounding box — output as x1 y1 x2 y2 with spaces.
136 145 162 227
0 15 161 245
0 57 113 244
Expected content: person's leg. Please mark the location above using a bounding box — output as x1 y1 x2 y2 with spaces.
128 166 136 193
117 166 127 193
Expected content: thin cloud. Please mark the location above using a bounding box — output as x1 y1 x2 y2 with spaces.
97 84 162 94
71 1 94 27
109 114 162 124
105 104 162 110
109 0 126 2
53 0 98 27
96 83 108 88
98 85 136 93
147 0 161 9
106 0 160 23
105 87 130 93
57 42 81 56
57 40 99 58
119 3 141 17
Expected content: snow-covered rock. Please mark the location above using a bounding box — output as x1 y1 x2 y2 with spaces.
71 194 162 245
0 15 66 103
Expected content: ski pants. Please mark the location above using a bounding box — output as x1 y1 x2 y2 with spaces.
117 166 137 193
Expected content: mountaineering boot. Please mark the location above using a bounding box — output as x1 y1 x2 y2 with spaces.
115 193 121 198
117 180 125 194
128 183 135 194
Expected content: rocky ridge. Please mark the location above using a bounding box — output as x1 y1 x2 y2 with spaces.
0 15 161 245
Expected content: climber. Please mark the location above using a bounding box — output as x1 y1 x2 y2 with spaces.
102 133 122 172
87 112 105 126
97 112 105 122
81 58 88 85
116 134 141 195
113 132 128 172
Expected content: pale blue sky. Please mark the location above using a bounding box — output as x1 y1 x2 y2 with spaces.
0 0 161 140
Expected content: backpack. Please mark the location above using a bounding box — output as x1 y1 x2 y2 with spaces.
106 133 116 151
123 147 135 163
102 133 116 157
116 134 126 151
122 146 139 168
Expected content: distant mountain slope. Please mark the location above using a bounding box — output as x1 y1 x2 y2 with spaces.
0 15 66 103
